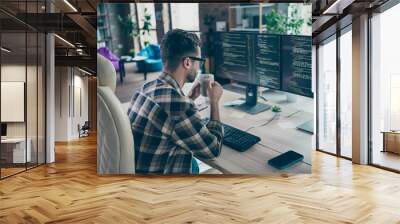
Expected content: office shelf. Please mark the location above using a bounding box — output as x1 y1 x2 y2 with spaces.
229 4 274 9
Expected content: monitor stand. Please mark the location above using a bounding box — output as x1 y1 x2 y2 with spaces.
231 84 271 115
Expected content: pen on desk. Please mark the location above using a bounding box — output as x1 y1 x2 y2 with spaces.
285 110 301 118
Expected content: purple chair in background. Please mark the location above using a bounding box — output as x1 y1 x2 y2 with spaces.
97 47 120 72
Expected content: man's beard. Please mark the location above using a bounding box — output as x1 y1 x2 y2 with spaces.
186 68 197 82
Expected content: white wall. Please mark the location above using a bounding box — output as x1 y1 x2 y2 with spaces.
1 63 47 164
54 67 89 141
55 66 69 141
1 65 34 137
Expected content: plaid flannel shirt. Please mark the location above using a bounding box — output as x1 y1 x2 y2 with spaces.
127 73 224 174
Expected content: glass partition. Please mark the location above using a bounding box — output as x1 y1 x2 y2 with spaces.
0 1 46 179
38 32 46 165
317 35 337 155
27 31 38 169
339 27 352 158
1 31 28 178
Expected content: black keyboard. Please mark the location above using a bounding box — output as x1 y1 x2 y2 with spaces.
222 123 261 152
202 118 261 152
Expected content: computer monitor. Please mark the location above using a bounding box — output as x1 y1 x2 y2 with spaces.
213 32 280 114
213 32 281 89
281 35 313 98
213 32 257 85
254 33 281 90
1 123 7 137
212 31 312 114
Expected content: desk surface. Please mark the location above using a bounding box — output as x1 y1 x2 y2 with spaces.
120 55 148 62
1 138 27 143
192 87 313 175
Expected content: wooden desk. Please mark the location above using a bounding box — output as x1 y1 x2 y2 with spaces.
194 88 313 175
382 131 400 154
1 138 32 165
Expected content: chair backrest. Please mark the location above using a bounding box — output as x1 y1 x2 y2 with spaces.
149 44 161 59
97 47 119 62
97 54 135 174
82 121 89 129
138 44 161 59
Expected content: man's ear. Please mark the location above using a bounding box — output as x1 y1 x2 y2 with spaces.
183 57 190 69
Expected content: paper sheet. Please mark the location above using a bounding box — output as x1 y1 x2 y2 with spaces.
277 121 297 129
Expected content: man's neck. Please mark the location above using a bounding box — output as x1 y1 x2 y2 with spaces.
164 69 185 88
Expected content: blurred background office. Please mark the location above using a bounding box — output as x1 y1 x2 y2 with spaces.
97 3 311 103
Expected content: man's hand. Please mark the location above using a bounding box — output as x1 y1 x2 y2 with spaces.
188 80 200 100
207 81 223 105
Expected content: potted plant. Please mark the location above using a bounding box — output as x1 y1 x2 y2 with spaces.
118 14 138 37
141 8 152 47
128 48 136 57
264 8 306 35
271 105 282 119
264 9 287 34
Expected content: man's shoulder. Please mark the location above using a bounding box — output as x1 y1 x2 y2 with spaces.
150 82 194 114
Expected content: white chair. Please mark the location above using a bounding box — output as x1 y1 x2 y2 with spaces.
97 54 135 174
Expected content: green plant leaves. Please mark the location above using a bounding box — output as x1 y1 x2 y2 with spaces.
264 8 307 35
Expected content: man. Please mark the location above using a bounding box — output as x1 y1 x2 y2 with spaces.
127 29 224 174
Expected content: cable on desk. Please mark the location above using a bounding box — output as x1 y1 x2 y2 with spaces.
244 109 303 132
245 113 278 131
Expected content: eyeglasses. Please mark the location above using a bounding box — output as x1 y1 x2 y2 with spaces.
186 56 205 66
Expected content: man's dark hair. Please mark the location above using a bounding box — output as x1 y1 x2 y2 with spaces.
160 29 200 71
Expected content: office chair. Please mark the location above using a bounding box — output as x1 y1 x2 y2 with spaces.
97 54 135 174
78 121 90 138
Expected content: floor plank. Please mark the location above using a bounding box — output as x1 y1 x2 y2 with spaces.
0 134 399 223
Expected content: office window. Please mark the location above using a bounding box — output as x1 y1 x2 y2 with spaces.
317 36 337 154
135 3 158 47
339 27 352 158
371 3 400 171
170 3 200 31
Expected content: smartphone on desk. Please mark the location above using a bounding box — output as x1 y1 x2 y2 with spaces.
267 150 304 170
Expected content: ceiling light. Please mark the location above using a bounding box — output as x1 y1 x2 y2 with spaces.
63 0 78 12
323 0 343 14
322 0 355 15
54 34 75 48
1 47 11 53
78 67 92 76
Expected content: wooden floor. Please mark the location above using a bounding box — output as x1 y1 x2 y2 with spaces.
373 150 400 171
1 135 400 223
1 167 26 178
